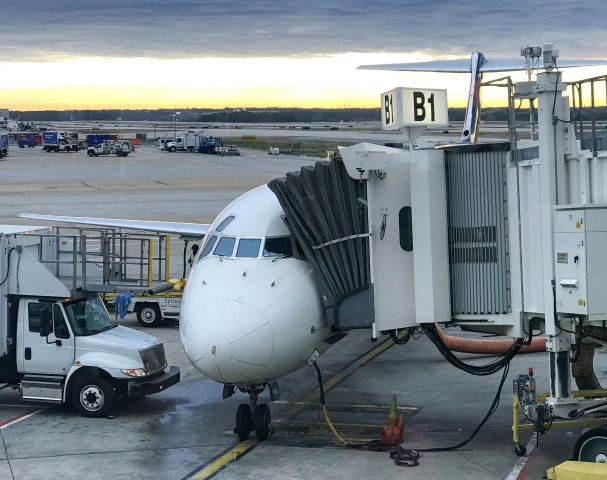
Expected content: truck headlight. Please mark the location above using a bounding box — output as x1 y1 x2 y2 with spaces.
121 368 148 377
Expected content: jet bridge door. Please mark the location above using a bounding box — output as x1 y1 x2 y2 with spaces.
442 143 512 316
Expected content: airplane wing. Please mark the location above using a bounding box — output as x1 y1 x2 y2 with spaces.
358 58 607 73
19 213 209 238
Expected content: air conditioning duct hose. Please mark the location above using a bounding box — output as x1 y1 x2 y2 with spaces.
435 325 545 354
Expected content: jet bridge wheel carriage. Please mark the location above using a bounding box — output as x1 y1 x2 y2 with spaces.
574 425 607 463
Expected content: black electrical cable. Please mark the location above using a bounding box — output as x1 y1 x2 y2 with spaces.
568 401 607 420
0 248 15 287
416 362 511 452
422 324 524 376
571 316 584 364
390 328 412 345
313 355 514 467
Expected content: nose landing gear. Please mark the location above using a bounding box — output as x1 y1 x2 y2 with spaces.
233 384 275 441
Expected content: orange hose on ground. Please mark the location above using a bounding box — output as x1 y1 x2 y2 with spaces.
436 326 545 354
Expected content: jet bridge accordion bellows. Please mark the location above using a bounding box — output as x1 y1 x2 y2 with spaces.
443 143 511 315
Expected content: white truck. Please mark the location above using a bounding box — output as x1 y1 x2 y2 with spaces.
0 226 180 417
158 136 178 152
41 131 79 152
217 144 240 156
159 131 201 152
87 140 133 157
114 291 182 327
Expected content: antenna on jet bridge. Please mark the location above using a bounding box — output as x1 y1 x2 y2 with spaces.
520 46 542 139
520 46 543 80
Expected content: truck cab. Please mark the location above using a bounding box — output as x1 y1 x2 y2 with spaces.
14 294 178 417
158 137 177 152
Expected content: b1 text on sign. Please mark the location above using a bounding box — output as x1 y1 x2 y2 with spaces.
381 87 448 130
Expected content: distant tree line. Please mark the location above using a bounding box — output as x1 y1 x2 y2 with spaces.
9 106 607 123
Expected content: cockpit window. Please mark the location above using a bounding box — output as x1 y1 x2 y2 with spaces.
216 215 235 232
199 235 217 258
236 238 261 258
214 236 236 257
263 237 293 257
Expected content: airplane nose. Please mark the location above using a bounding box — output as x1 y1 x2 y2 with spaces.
180 299 274 384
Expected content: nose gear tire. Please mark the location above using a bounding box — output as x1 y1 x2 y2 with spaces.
235 403 253 441
254 404 272 441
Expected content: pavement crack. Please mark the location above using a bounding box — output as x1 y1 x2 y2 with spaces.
0 427 15 480
82 182 102 191
4 443 231 461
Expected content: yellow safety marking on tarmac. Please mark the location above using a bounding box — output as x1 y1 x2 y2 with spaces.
271 400 418 414
185 338 395 480
188 439 257 480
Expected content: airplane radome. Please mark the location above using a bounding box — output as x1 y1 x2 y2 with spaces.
180 185 331 385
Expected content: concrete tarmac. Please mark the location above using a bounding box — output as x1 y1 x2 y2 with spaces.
0 145 603 480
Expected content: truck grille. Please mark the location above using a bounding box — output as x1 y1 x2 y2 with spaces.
139 343 167 374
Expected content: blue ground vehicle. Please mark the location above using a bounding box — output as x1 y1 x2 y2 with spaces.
198 135 224 154
41 131 78 152
17 133 35 148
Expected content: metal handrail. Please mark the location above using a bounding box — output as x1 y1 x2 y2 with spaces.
16 227 171 293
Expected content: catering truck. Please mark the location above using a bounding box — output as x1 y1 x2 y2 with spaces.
159 131 200 152
0 131 8 158
0 226 180 417
41 131 79 152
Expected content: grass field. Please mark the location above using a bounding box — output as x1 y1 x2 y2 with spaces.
222 136 357 157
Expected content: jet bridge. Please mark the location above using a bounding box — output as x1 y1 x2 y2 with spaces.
269 49 607 456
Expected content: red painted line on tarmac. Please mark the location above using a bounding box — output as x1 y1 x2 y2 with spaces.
516 446 539 480
0 408 44 429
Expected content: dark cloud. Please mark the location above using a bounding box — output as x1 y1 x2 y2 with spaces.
1 0 606 60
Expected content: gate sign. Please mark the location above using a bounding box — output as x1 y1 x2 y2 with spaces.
381 87 448 130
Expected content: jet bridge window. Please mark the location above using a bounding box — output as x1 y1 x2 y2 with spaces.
263 237 293 257
214 236 236 257
236 238 262 258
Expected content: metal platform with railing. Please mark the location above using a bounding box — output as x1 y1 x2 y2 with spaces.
17 226 173 295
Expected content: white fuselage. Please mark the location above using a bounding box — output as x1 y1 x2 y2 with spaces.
179 185 331 385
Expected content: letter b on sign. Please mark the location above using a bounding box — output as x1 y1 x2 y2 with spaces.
413 92 425 121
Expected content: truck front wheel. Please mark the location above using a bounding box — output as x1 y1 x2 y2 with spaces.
72 374 115 418
87 150 95 157
136 304 163 327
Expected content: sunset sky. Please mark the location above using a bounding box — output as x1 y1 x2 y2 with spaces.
1 1 606 110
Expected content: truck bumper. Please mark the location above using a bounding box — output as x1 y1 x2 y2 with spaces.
127 366 180 398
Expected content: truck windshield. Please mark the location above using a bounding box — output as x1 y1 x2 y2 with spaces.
64 296 115 336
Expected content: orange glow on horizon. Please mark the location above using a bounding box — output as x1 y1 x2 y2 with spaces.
1 54 605 111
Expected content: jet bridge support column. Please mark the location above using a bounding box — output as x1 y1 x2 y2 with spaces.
536 70 572 403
